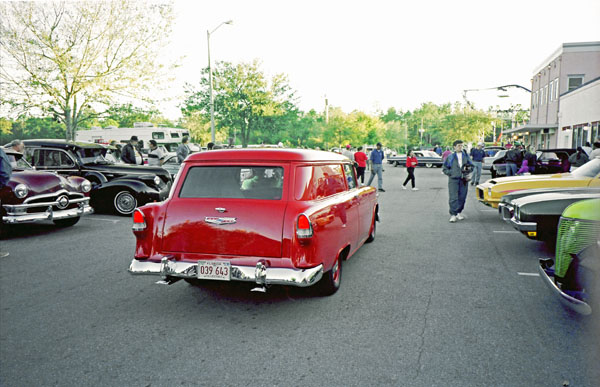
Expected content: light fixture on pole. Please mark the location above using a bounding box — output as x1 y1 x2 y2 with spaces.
207 19 233 143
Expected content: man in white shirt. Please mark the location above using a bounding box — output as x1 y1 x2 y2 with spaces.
147 140 165 166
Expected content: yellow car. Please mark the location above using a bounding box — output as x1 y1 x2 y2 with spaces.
476 158 600 208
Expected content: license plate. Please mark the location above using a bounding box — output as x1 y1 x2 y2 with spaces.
196 260 231 281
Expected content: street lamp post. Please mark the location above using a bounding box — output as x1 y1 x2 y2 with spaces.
207 20 233 143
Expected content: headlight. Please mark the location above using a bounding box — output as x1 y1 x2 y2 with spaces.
488 187 492 197
14 183 29 198
154 176 161 186
81 180 92 193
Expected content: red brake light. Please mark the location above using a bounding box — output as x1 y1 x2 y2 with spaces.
132 209 146 231
296 214 312 238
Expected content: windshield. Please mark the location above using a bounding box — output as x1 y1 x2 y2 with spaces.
571 158 600 178
76 147 112 164
7 153 33 170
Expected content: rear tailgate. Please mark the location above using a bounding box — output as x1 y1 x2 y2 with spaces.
161 164 288 258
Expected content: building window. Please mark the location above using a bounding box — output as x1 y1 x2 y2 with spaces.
554 78 559 99
549 82 553 102
592 121 599 143
568 75 583 91
544 85 548 104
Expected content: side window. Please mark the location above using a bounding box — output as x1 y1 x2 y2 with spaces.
32 149 74 168
343 163 357 189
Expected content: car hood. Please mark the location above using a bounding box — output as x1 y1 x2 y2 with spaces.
500 186 600 204
5 170 77 203
512 191 600 207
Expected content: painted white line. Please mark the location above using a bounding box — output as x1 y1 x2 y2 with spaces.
479 209 498 212
493 230 519 234
517 272 540 277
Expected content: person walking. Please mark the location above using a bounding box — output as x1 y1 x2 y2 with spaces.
342 144 355 161
505 142 523 176
590 141 600 159
469 142 485 185
402 150 418 190
354 146 367 184
442 140 474 223
121 136 142 165
177 136 191 163
523 146 537 173
367 142 385 192
568 146 589 168
147 140 165 166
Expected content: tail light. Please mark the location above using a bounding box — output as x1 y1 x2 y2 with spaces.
296 214 313 239
132 209 146 231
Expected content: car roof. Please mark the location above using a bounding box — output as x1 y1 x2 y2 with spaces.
186 149 349 162
22 139 105 149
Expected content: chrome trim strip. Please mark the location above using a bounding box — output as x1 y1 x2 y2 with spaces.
23 189 84 203
2 203 93 224
537 263 592 315
128 259 323 288
509 216 537 232
3 197 89 212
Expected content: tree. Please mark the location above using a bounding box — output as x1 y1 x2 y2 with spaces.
0 0 174 141
182 60 299 147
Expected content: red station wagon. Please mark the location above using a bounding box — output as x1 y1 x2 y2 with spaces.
128 149 379 295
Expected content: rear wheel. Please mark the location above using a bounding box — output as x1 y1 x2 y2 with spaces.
425 163 433 168
113 190 137 215
365 217 376 243
53 217 80 227
316 254 342 296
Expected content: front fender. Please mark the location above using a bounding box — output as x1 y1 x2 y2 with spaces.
90 179 157 209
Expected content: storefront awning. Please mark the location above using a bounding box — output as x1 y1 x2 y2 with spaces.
503 124 558 135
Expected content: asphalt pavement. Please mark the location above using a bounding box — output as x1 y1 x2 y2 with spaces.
1 165 599 387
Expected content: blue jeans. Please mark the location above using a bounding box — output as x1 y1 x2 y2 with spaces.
506 162 518 176
448 178 468 215
367 163 383 189
471 161 482 184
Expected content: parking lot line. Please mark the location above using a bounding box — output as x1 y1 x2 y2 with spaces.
517 272 540 277
493 230 519 234
479 209 498 212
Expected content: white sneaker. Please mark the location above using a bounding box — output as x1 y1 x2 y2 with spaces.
412 187 419 191
456 213 465 220
449 215 457 223
402 186 407 190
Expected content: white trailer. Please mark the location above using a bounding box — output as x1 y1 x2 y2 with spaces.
75 122 191 152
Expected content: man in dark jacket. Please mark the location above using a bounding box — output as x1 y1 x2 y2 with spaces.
442 140 474 223
121 136 141 165
469 142 486 185
505 143 523 176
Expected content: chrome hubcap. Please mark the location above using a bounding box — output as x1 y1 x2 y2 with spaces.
115 192 136 214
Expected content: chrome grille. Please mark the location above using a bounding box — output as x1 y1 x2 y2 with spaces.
555 217 600 278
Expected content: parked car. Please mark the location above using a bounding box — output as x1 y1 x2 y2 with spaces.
498 186 600 220
1 148 93 234
483 149 506 175
388 150 443 168
22 140 172 215
538 198 600 315
503 191 600 241
476 157 600 208
128 149 379 296
490 148 576 178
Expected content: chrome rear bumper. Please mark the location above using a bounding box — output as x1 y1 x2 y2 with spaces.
538 262 592 315
2 200 93 224
129 258 323 288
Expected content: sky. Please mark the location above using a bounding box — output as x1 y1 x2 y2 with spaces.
159 0 600 119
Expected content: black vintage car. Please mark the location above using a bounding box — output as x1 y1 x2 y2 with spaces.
22 140 171 215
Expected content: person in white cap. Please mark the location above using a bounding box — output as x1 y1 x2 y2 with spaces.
469 142 485 186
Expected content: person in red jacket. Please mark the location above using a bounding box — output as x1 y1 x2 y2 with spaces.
402 150 419 191
354 146 367 184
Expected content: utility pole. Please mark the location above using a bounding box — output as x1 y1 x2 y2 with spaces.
324 95 329 124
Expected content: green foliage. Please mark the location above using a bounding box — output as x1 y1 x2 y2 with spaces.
0 117 66 144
